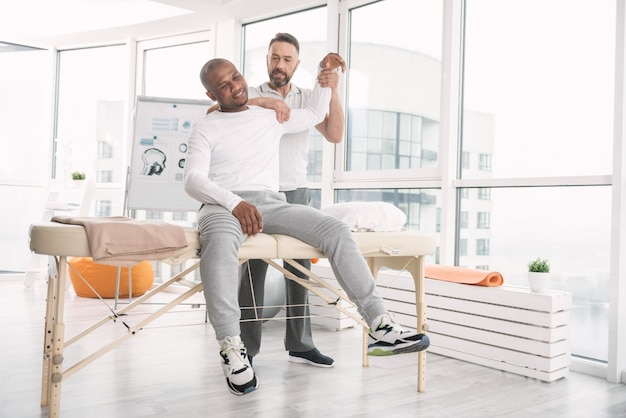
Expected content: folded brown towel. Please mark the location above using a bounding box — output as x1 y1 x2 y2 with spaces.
52 216 188 266
425 264 504 287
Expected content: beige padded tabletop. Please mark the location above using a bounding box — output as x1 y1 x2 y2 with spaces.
273 231 436 259
30 222 436 261
28 222 278 261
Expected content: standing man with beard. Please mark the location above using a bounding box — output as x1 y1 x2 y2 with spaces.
239 33 345 368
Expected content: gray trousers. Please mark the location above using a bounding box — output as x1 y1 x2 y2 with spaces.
197 190 388 341
239 188 314 357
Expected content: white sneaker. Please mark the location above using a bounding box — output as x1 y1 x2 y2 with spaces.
368 314 430 356
219 336 258 395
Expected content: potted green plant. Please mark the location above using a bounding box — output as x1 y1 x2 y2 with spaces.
527 257 550 292
71 171 86 188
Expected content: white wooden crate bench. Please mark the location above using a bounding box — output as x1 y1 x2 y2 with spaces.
312 265 571 382
422 278 571 382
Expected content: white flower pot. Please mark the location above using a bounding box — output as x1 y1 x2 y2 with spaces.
528 272 550 293
72 179 86 188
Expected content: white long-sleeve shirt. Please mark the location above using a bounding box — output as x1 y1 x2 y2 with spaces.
248 83 312 192
184 81 330 212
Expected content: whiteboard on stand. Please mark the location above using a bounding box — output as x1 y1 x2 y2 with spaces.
126 96 212 212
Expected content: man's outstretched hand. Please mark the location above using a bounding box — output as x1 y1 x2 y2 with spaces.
320 53 346 73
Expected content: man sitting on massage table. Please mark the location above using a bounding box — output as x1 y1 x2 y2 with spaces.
183 56 430 396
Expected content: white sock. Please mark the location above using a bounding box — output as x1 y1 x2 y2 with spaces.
219 335 242 349
369 313 390 330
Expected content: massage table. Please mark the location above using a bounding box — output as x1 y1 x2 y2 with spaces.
28 221 436 417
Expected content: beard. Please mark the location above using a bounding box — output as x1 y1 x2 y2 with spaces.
269 69 292 88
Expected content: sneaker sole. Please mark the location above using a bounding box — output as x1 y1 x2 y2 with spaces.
226 375 259 396
368 336 430 356
288 355 335 368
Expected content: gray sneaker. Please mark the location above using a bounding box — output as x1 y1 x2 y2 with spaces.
288 348 335 368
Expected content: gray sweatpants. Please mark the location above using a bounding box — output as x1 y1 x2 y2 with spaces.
197 190 388 340
239 188 314 357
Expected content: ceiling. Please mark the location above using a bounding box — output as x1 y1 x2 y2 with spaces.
0 0 323 49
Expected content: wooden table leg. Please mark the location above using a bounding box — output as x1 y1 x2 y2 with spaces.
41 255 67 417
40 257 56 407
412 256 427 393
367 255 428 392
416 294 427 393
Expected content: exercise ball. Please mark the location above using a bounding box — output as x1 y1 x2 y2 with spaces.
68 257 154 298
262 264 285 319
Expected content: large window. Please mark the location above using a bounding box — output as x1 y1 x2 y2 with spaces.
56 45 128 216
462 1 614 178
459 186 611 361
0 44 52 272
0 44 51 182
462 0 615 362
338 0 442 181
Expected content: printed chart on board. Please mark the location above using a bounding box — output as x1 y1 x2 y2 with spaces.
127 96 212 212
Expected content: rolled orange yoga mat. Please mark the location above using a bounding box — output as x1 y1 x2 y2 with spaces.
424 264 504 287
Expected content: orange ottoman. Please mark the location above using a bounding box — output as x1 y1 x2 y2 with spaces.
68 257 154 298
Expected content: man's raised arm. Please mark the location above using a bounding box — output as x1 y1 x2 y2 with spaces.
282 53 346 134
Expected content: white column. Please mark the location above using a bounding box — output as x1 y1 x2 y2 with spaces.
438 0 464 265
608 0 626 385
